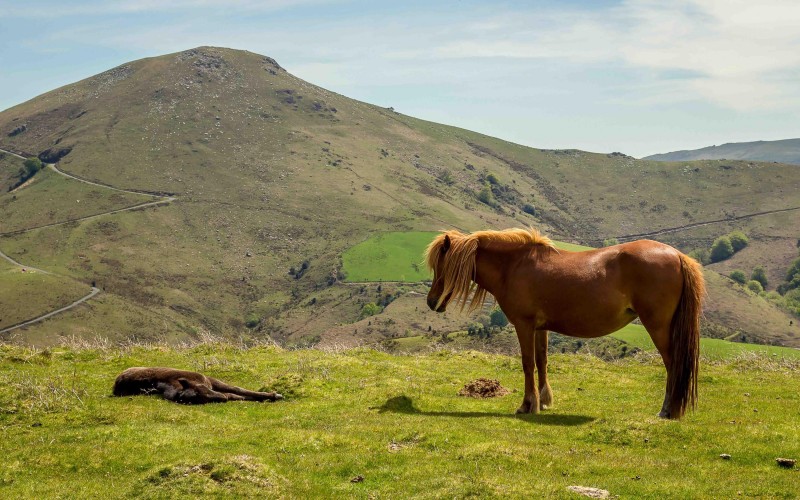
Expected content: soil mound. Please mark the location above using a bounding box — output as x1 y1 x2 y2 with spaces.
458 378 510 398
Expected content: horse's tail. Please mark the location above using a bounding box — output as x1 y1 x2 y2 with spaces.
668 253 705 418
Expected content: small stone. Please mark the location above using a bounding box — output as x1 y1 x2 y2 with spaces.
720 454 732 460
644 438 649 443
776 458 796 469
743 392 750 397
567 486 610 499
350 475 364 483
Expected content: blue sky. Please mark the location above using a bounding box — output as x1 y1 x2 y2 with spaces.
1 0 799 157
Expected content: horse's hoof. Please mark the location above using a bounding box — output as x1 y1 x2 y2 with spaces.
273 393 284 401
540 404 550 411
515 405 530 414
657 410 670 419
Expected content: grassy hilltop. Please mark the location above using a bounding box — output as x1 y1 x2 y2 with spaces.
1 46 799 348
0 341 798 498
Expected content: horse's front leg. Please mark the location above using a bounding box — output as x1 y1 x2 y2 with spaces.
515 325 539 414
535 329 553 410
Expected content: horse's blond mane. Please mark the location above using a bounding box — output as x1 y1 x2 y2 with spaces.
424 227 555 312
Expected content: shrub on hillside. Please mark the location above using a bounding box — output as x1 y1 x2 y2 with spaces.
710 236 734 263
603 238 619 247
522 204 536 216
750 266 768 288
729 270 747 284
489 307 508 328
23 157 43 177
746 280 764 294
477 184 496 207
688 248 710 265
360 302 382 319
728 231 749 252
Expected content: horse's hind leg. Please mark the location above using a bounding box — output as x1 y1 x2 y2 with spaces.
515 325 540 414
640 316 673 418
535 329 553 410
209 377 282 402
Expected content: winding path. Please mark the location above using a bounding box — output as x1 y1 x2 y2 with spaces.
0 146 175 334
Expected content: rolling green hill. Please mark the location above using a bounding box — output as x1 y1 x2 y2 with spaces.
644 138 800 165
1 47 798 348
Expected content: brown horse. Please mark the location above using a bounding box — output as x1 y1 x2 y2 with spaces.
425 228 705 419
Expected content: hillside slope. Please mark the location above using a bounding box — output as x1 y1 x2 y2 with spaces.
1 47 798 347
644 138 800 165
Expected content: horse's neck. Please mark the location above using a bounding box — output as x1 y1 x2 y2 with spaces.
474 242 536 295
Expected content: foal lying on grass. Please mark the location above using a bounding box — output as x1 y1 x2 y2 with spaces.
113 367 283 404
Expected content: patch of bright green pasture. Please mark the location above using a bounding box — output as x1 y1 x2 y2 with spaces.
0 167 153 234
342 231 438 282
0 268 91 330
611 323 800 359
0 344 798 498
554 240 592 252
342 232 591 283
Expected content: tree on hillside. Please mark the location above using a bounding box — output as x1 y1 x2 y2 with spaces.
746 280 764 294
489 307 509 328
22 156 42 179
729 270 746 284
710 236 734 263
751 266 768 288
728 231 749 252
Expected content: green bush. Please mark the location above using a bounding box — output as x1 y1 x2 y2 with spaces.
729 270 746 284
489 307 508 328
485 173 499 185
360 302 383 319
688 248 710 265
522 204 536 216
728 231 749 252
750 266 768 288
603 238 619 247
786 257 800 283
746 280 764 294
23 157 43 177
710 236 734 263
477 184 496 207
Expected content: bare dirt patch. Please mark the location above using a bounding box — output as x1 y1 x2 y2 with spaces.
458 378 510 398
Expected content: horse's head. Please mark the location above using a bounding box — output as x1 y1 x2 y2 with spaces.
426 234 452 312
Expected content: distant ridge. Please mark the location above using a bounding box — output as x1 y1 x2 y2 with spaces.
644 138 800 165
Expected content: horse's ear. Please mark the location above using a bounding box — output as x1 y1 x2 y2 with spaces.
443 235 451 253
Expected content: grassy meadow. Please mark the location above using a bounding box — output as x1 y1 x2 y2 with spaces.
0 341 798 498
341 231 593 283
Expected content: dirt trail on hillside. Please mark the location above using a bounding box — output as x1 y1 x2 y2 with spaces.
0 146 175 335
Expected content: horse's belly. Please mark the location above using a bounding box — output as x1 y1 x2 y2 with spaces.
543 310 636 339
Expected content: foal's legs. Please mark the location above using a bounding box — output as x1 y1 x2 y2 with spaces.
535 329 553 410
515 325 540 414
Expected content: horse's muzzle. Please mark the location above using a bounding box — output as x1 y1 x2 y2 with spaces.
427 296 446 312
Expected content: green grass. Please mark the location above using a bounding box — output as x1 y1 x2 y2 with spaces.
342 231 438 282
611 323 800 359
0 342 798 497
0 267 91 330
341 232 592 283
